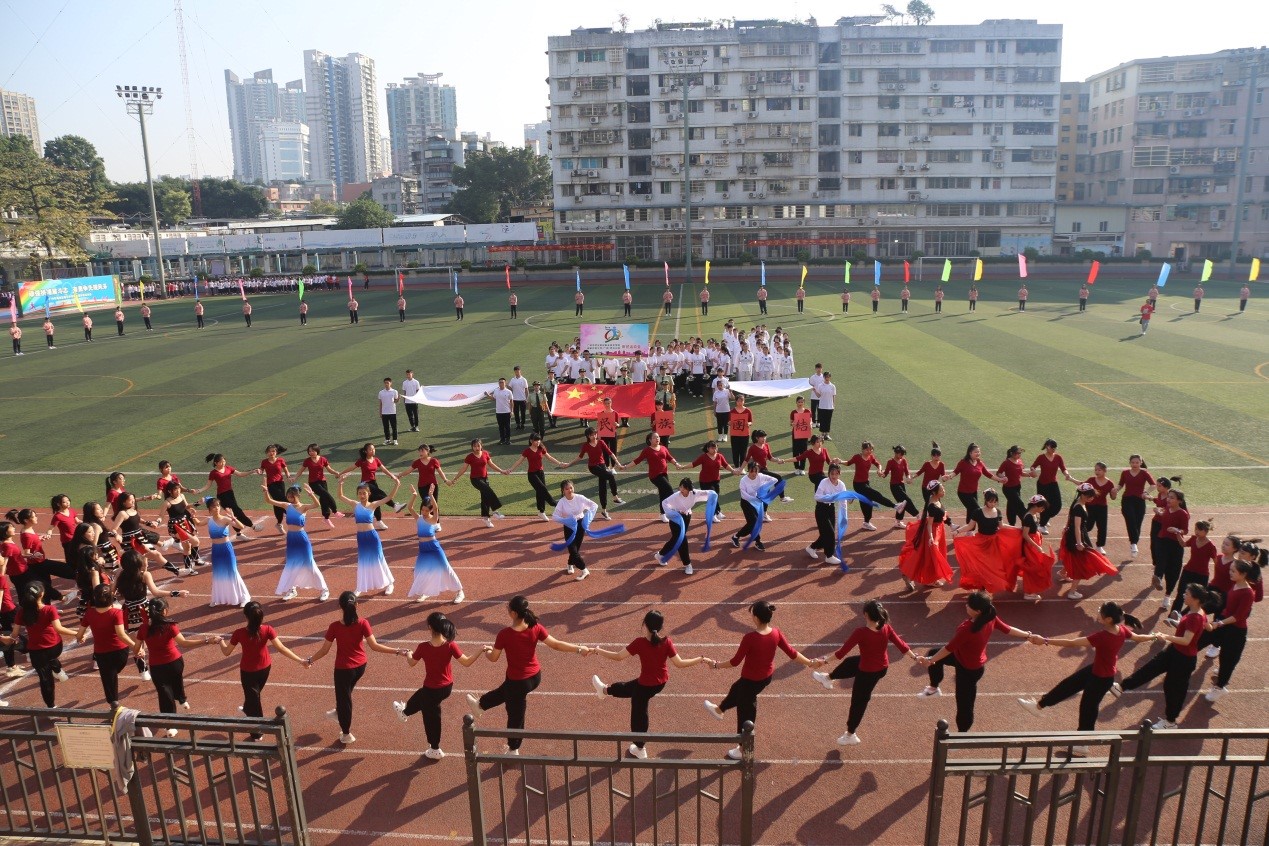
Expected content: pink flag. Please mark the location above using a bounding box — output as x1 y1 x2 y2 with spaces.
1018 254 1028 278
663 261 670 287
1087 261 1100 286
238 279 246 300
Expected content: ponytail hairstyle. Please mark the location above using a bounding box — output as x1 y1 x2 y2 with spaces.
749 599 776 624
18 581 45 627
427 611 457 642
930 441 942 458
962 442 978 462
243 601 264 639
146 597 172 636
106 471 125 495
508 594 538 627
338 591 359 625
91 583 114 609
862 599 889 627
205 453 224 465
965 590 997 632
266 443 288 456
643 610 665 646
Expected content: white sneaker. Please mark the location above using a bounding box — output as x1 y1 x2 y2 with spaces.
466 694 483 717
660 514 670 523
392 701 408 723
862 522 877 531
281 587 298 601
683 564 694 575
811 671 834 690
726 746 743 760
627 743 647 759
453 590 465 604
653 553 666 567
1067 590 1084 600
140 670 152 682
1205 686 1227 702
424 747 445 759
484 518 494 528
703 700 725 720
826 556 842 566
339 733 356 744
780 496 794 503
918 686 941 697
1205 645 1221 659
1152 719 1178 730
1130 543 1138 557
803 545 819 560
539 512 549 521
591 675 606 699
374 520 389 531
1017 697 1042 717
575 568 590 581
54 670 69 683
836 732 861 746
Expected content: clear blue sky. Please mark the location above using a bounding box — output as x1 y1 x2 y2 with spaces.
1 0 1255 183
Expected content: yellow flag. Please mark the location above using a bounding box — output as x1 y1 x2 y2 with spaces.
1251 258 1261 282
1201 259 1214 282
800 265 807 288
704 260 710 285
973 258 983 282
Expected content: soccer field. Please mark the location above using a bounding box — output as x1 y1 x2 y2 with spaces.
1 263 1265 512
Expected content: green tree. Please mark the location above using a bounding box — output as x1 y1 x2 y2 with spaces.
0 136 114 262
449 147 551 223
334 196 395 229
43 135 109 202
906 0 935 24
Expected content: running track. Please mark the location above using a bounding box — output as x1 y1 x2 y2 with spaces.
3 504 1265 845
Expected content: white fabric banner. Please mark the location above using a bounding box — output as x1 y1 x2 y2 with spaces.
405 383 499 407
727 378 812 398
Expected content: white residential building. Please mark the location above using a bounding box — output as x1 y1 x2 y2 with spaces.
547 18 1062 262
0 88 40 150
386 73 458 175
303 50 382 189
224 70 305 183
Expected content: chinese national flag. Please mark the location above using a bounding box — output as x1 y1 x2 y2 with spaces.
550 382 655 419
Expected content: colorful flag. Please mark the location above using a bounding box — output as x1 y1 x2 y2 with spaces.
874 261 882 287
1250 258 1261 282
575 269 582 292
941 259 952 283
550 382 656 420
1201 259 1214 282
298 280 305 302
663 261 670 287
799 264 807 288
974 258 984 282
760 262 766 287
399 271 406 296
843 262 850 286
705 260 711 286
623 264 631 290
1157 263 1171 288
902 260 910 284
1018 254 1029 278
1087 261 1101 285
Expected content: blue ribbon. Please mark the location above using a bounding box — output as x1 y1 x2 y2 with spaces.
658 490 719 564
550 508 626 551
818 490 874 571
742 479 786 549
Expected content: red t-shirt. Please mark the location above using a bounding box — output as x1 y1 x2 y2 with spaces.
634 446 674 478
834 624 910 672
729 628 798 681
411 640 464 688
302 456 330 483
692 452 730 483
1172 612 1207 656
946 616 1011 671
24 604 62 650
883 457 909 485
208 466 237 494
412 457 442 486
628 637 678 686
1183 537 1218 575
728 408 753 437
355 457 385 483
1030 453 1067 485
997 459 1025 489
231 625 277 672
789 409 813 439
577 441 613 467
1118 468 1155 499
1084 477 1115 507
918 460 944 489
495 623 549 681
1085 624 1130 677
84 606 129 654
463 451 491 479
259 458 288 484
952 458 989 494
51 510 79 546
325 618 373 669
746 443 774 470
138 621 182 666
796 448 832 477
846 454 880 484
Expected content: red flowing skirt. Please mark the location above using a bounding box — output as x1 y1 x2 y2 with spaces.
899 521 953 585
953 532 1012 593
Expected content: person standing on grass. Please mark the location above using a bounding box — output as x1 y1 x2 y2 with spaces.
811 599 918 746
262 484 329 603
1169 520 1217 622
377 378 400 446
1078 284 1089 312
916 591 1033 731
194 300 204 329
43 317 55 349
134 598 217 726
1239 284 1250 313
506 433 565 519
1016 602 1150 742
591 610 713 758
393 611 488 758
449 438 509 528
813 372 836 440
82 312 93 341
485 378 514 446
509 366 530 432
574 288 585 317
242 300 253 327
467 595 592 754
845 442 898 531
509 290 518 319
402 370 421 434
1192 284 1204 313
1200 550 1263 704
220 603 305 739
1118 583 1214 730
561 428 624 519
454 293 464 321
1031 439 1074 533
1017 284 1028 312
336 479 397 597
703 600 823 760
305 592 407 746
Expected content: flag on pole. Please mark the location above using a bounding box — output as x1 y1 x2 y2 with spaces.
760 261 766 287
1018 254 1028 278
843 262 850 286
575 269 582 292
298 280 305 301
974 258 984 282
1157 263 1171 288
903 260 910 283
663 261 670 287
1250 258 1261 282
239 280 247 300
705 260 711 285
799 264 807 288
1087 261 1101 285
874 261 882 287
623 264 631 290
1201 259 1214 282
399 271 406 296
941 259 952 282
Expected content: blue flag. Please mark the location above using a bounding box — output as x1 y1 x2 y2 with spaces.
874 261 882 287
622 264 631 290
760 261 766 287
1157 263 1171 288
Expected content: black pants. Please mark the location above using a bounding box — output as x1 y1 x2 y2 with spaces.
267 480 287 524
311 480 339 518
150 658 187 714
1087 504 1108 548
854 482 895 523
95 647 130 705
926 651 985 732
606 680 665 746
404 683 451 749
29 642 64 707
333 663 367 734
495 412 511 443
1036 482 1061 527
720 675 771 733
513 400 527 429
527 470 556 513
217 490 252 534
1122 648 1195 722
381 414 398 442
818 409 834 435
1200 625 1248 688
829 656 887 734
1039 664 1114 731
812 502 836 555
730 435 749 468
1155 539 1184 595
791 436 808 470
956 491 979 522
479 672 542 750
405 402 419 429
1003 486 1025 526
758 300 767 315
240 666 271 717
588 464 618 509
734 500 759 541
891 484 916 519
1121 497 1147 545
650 474 674 515
1170 572 1208 616
660 513 691 565
470 477 502 517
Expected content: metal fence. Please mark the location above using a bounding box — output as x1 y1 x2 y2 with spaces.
0 705 307 846
462 715 754 846
924 718 1269 846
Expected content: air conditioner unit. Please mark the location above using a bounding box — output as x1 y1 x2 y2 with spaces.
1169 165 1181 174
572 90 582 98
1039 215 1052 223
747 112 759 119
930 83 940 91
908 191 922 201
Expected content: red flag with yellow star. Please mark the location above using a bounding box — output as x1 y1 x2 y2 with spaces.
550 382 655 420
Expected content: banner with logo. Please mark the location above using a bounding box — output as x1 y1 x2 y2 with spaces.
18 275 120 315
551 382 656 420
578 323 649 357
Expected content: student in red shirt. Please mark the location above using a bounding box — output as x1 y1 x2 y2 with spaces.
393 611 490 759
691 441 736 519
256 444 292 533
917 591 1033 732
467 595 590 754
1169 519 1217 621
844 442 897 530
1030 439 1075 532
1017 602 1150 739
560 427 625 517
632 432 683 521
506 433 566 518
302 444 343 525
1200 552 1264 703
591 610 712 758
1115 454 1156 556
811 600 918 745
450 438 510 528
703 600 822 760
75 583 137 705
134 598 217 725
1120 583 1217 729
306 592 406 745
8 582 75 706
219 602 305 740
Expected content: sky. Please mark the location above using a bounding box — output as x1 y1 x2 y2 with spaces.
2 0 1260 183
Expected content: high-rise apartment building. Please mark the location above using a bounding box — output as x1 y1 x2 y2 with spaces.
224 70 306 183
386 73 458 175
304 50 382 189
1075 48 1268 263
0 88 40 151
547 18 1061 263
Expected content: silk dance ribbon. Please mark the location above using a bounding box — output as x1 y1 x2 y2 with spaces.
550 508 626 551
658 490 719 564
742 479 786 550
818 490 874 572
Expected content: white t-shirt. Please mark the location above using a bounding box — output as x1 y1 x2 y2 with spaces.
378 388 399 415
402 378 421 400
508 376 529 401
816 382 837 410
491 387 513 414
712 388 732 413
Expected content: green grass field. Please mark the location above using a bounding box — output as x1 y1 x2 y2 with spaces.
1 263 1265 515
